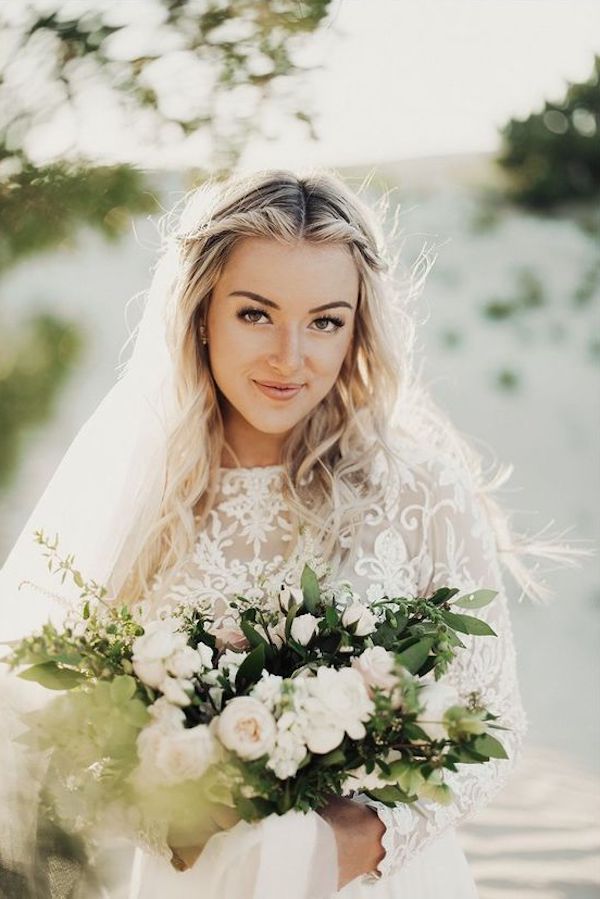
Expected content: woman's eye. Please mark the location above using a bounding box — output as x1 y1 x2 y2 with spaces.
238 308 267 324
236 307 345 333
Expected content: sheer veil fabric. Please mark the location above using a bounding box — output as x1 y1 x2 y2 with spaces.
0 243 180 882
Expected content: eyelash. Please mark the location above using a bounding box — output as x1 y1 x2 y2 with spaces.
236 306 345 333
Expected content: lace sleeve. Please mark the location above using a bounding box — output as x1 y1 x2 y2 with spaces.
357 453 528 881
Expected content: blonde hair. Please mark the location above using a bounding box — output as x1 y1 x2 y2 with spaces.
118 167 592 606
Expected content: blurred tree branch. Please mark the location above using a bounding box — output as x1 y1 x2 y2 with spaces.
496 55 600 210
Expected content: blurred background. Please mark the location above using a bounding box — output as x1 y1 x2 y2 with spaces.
0 1 598 896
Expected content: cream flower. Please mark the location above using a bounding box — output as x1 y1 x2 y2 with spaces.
351 646 402 707
301 667 375 754
144 723 218 785
290 613 319 646
278 585 304 612
217 696 277 761
341 601 378 637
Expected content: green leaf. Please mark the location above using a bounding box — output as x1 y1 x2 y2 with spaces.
301 565 321 614
395 637 434 674
284 602 301 642
429 587 460 605
439 610 497 637
240 620 269 650
365 785 415 804
472 733 508 759
403 721 431 741
316 747 346 767
235 644 266 690
18 661 86 691
325 605 339 628
453 589 498 610
389 610 408 634
110 675 137 704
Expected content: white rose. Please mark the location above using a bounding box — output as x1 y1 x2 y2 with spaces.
341 601 378 637
133 657 167 689
416 683 461 741
153 724 218 785
160 675 194 707
291 613 319 646
278 585 304 612
217 696 277 761
167 645 203 680
302 667 374 754
351 646 401 704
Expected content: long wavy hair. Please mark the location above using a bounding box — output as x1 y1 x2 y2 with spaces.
117 167 591 606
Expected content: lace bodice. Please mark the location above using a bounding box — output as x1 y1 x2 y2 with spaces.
146 442 527 882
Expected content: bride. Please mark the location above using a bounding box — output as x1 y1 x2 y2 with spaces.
0 168 585 898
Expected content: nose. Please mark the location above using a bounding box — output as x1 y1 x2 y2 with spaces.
267 326 304 374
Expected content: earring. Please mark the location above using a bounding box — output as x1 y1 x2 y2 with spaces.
200 325 208 345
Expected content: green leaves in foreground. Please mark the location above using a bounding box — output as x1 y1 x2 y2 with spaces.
19 661 87 690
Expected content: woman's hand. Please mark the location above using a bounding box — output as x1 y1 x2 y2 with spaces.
318 796 386 890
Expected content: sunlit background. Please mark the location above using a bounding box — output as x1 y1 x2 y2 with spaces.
1 1 599 896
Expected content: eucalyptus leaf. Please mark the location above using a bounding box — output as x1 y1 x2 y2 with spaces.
453 589 498 610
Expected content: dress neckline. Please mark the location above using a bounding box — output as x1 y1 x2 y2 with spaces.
218 464 285 472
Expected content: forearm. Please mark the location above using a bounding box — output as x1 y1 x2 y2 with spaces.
319 796 386 890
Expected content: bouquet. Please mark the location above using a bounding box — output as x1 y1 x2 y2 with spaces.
3 529 508 868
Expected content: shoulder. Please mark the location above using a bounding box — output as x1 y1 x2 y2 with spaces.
373 428 478 519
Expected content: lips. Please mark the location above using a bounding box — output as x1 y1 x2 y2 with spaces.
252 380 305 401
255 380 305 389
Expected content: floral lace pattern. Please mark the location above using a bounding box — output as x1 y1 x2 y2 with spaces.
148 443 526 880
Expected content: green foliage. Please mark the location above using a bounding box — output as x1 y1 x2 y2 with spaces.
0 312 83 489
497 55 600 209
4 540 509 839
0 157 158 272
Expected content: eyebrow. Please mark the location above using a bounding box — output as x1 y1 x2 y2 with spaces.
227 290 354 314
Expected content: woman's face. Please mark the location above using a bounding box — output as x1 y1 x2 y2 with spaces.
205 236 359 465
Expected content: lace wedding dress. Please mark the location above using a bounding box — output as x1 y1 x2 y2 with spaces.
130 441 527 899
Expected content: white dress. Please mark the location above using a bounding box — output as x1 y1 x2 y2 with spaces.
131 441 527 899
